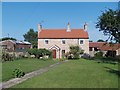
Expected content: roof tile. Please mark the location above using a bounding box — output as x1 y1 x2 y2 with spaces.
38 29 89 39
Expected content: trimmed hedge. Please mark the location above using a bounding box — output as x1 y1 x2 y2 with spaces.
27 48 52 59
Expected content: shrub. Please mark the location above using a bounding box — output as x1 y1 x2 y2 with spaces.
81 53 91 59
12 68 25 78
66 45 84 59
116 55 120 61
2 52 15 61
27 48 52 59
65 52 74 59
95 51 103 58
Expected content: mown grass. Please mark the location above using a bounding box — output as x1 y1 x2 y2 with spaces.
2 58 57 82
0 63 2 82
12 59 119 88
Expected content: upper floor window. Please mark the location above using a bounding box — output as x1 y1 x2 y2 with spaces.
2 45 7 49
45 40 49 44
62 39 65 44
80 40 84 44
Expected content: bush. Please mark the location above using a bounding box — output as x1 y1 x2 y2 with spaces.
95 51 103 58
27 48 52 59
2 52 15 61
65 52 74 59
116 55 120 61
12 68 25 78
81 53 91 59
66 45 84 59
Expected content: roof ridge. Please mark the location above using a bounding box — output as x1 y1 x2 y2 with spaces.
42 28 84 30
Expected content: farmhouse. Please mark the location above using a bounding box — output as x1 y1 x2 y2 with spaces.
38 22 89 58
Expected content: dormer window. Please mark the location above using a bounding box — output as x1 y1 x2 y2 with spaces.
62 39 65 44
45 39 48 44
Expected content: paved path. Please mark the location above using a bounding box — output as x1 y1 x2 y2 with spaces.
0 60 68 89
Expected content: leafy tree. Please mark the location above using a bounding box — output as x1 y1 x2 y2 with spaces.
97 39 105 42
89 40 93 42
65 46 84 59
0 37 16 41
23 29 38 48
95 51 103 58
96 9 120 43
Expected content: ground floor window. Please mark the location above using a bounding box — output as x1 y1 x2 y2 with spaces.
62 50 65 56
94 47 98 51
89 47 92 51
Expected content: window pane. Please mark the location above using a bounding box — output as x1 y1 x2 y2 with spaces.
94 47 98 51
89 47 92 51
62 50 65 55
80 40 83 44
62 40 65 44
45 40 48 44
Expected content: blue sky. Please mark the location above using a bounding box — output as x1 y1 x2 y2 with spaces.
2 2 118 41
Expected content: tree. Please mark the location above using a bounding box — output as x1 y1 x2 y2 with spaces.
0 37 16 41
89 40 93 42
96 9 120 43
23 29 38 48
65 45 84 59
97 39 105 42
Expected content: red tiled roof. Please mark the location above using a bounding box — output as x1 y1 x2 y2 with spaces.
89 42 120 51
38 29 89 39
89 42 105 48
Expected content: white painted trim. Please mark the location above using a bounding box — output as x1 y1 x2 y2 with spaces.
79 39 84 45
49 45 60 50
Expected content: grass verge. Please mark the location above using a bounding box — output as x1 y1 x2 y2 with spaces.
12 59 118 88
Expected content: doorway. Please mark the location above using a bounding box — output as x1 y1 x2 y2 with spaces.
52 49 56 58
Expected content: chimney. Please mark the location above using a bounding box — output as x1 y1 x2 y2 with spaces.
38 23 42 32
38 23 42 38
67 22 71 32
84 22 88 31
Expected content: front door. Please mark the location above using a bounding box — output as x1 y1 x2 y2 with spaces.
52 49 56 58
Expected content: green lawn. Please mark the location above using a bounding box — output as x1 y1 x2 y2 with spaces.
0 63 2 82
12 59 119 88
2 58 57 81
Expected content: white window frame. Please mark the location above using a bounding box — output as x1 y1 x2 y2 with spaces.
79 39 84 45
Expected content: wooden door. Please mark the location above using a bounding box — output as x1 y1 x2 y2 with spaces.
52 49 56 58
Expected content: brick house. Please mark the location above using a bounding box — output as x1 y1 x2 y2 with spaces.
0 40 32 52
89 42 120 57
38 22 89 59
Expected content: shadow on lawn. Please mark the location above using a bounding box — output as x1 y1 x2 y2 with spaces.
104 67 120 77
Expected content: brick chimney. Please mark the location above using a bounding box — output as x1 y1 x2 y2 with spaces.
38 23 42 37
84 22 88 31
38 23 42 32
67 22 71 32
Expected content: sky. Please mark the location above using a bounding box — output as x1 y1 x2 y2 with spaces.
2 2 119 41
